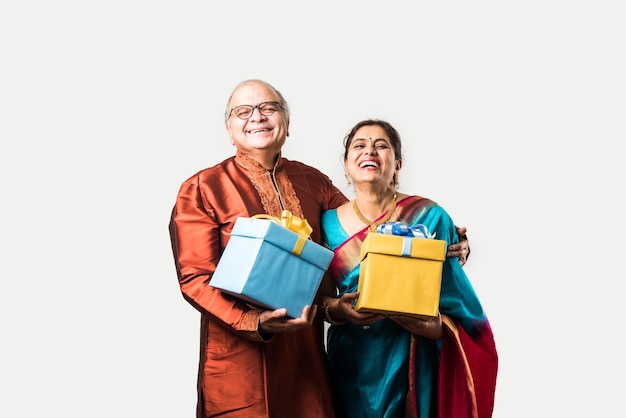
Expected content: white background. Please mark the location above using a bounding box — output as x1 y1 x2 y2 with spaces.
1 1 624 417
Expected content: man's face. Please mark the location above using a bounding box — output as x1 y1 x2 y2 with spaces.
226 82 290 158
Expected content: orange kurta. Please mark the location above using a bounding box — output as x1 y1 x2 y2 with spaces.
169 152 347 418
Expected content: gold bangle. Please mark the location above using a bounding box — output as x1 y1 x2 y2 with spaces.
323 298 348 326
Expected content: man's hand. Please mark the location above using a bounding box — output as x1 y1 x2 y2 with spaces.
258 305 317 334
447 226 470 266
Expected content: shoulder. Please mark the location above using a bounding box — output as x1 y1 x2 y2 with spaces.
281 157 347 207
399 194 440 209
399 194 453 225
321 207 338 223
181 156 236 184
281 157 329 178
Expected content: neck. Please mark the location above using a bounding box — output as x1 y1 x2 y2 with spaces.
353 190 397 231
355 188 396 214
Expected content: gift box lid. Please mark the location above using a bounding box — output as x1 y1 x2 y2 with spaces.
360 231 446 262
231 217 334 269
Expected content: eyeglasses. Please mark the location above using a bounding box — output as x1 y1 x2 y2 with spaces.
229 101 283 120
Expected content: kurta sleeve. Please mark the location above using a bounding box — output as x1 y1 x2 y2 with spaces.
169 174 270 342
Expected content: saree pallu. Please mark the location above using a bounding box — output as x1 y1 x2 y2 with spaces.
321 195 498 418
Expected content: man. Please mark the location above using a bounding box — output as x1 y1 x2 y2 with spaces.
169 79 471 417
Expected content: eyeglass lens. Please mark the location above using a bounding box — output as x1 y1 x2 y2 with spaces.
232 101 281 119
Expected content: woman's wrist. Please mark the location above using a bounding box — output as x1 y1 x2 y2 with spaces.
322 298 348 326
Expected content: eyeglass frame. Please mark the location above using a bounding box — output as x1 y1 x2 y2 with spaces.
228 101 284 120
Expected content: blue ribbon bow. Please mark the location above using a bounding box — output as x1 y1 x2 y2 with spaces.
376 221 436 239
375 222 436 256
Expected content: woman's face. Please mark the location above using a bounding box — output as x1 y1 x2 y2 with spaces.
345 124 398 189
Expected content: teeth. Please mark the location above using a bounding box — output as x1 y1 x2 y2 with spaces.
360 161 378 168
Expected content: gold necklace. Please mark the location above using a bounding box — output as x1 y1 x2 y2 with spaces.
353 192 397 232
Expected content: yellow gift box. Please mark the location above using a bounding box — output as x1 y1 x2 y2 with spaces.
354 231 446 319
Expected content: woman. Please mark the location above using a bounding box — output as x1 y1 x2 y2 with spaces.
321 119 498 418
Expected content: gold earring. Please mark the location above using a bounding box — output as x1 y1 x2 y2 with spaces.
344 173 352 185
393 172 399 187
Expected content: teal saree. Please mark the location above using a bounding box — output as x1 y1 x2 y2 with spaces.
321 195 498 418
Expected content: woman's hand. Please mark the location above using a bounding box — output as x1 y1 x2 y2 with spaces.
389 313 443 340
326 293 442 338
328 292 384 326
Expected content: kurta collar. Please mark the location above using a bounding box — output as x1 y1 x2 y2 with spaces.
232 150 303 218
234 150 282 173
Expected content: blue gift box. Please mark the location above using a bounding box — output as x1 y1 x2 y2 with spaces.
210 216 335 318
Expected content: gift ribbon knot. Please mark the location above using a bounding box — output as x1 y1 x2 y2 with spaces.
376 221 435 257
376 221 435 239
252 210 312 256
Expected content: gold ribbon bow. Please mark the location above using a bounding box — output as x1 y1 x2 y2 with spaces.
251 210 312 256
